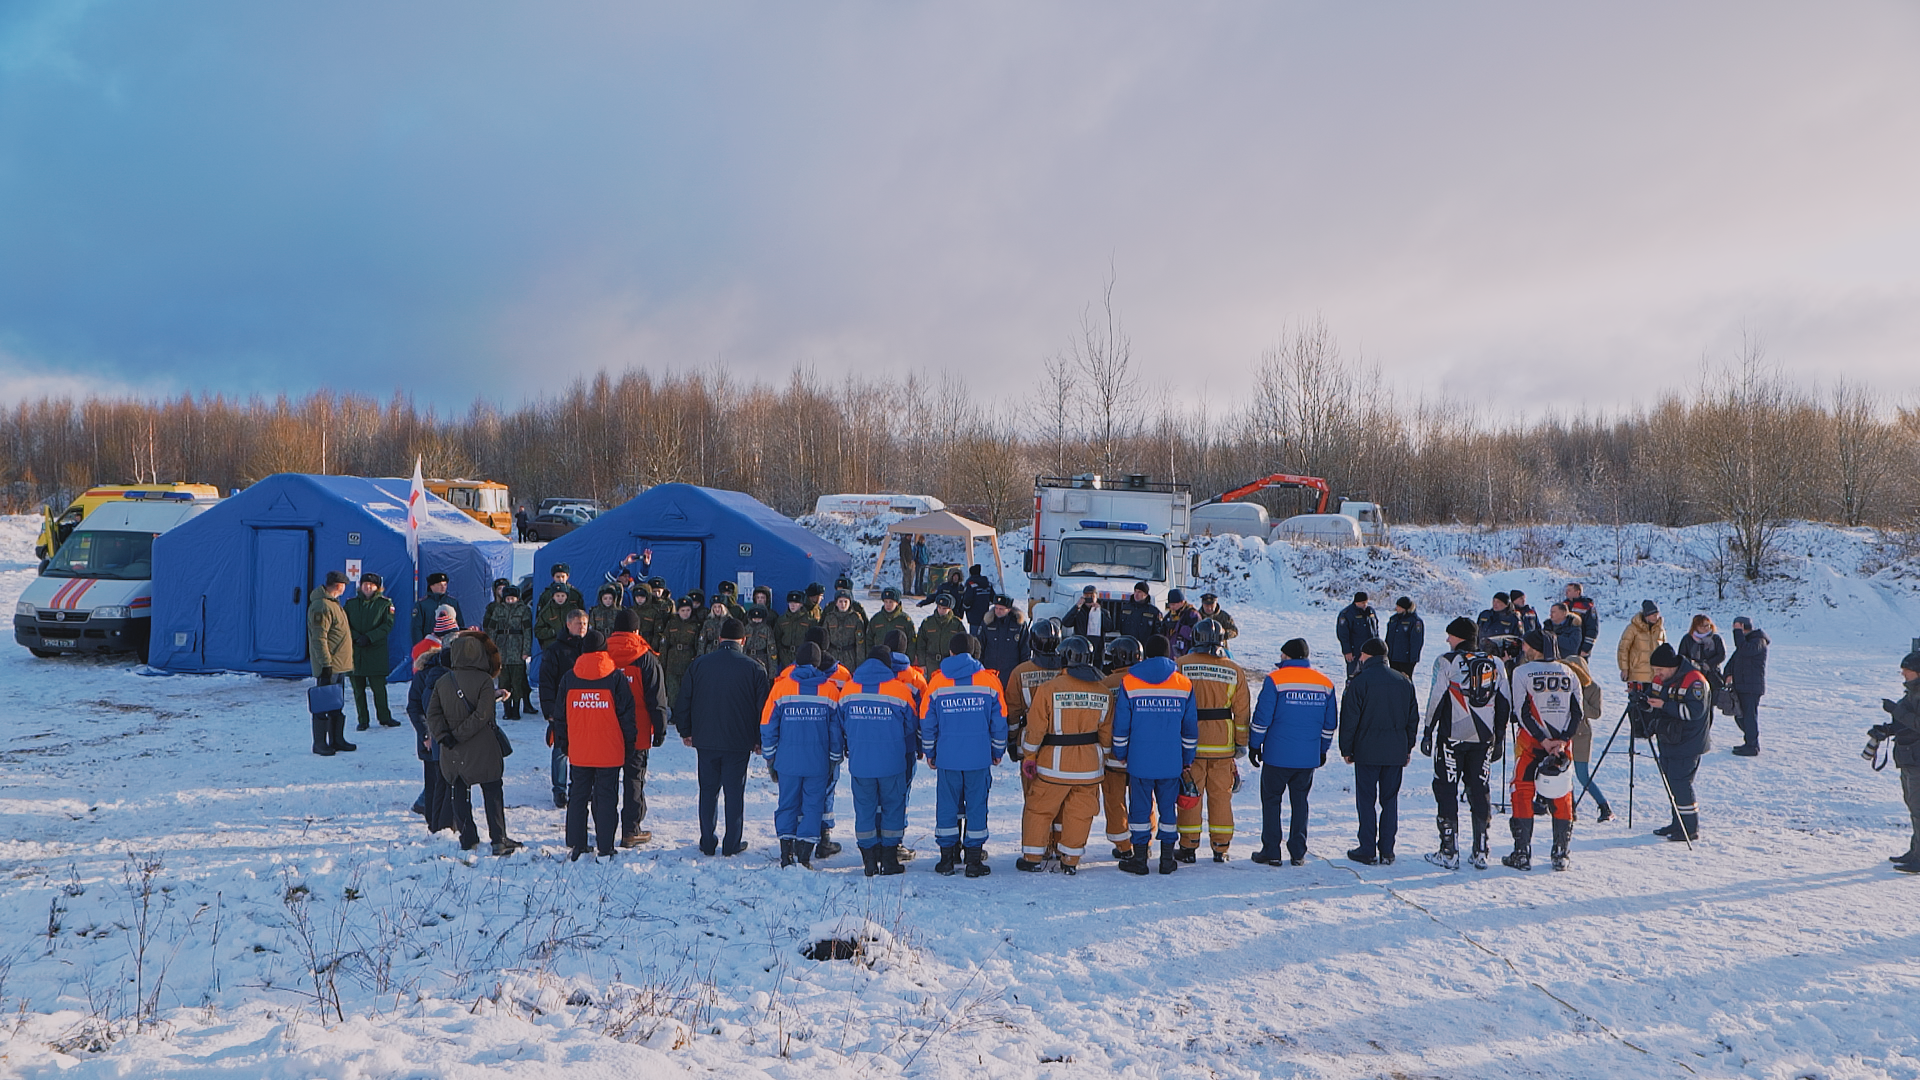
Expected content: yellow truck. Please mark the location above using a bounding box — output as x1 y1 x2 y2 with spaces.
426 479 513 536
34 483 222 560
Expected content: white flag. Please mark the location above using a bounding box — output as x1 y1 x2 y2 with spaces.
407 455 425 573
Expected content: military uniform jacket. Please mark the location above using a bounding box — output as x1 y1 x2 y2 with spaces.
344 590 396 677
821 606 867 658
774 609 818 668
485 601 534 664
1176 650 1251 758
308 590 353 678
660 616 702 676
865 607 916 654
1197 604 1238 640
1021 671 1113 785
743 621 778 674
914 612 966 671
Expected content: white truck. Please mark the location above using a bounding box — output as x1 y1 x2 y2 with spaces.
15 495 219 661
1023 474 1192 622
812 493 947 518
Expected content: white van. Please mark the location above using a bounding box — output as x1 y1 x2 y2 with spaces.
811 493 947 517
15 497 219 660
1191 502 1271 538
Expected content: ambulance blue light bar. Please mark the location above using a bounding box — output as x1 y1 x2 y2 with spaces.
1078 520 1151 532
122 491 197 501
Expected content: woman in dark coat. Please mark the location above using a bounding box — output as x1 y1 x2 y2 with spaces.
1726 618 1769 756
426 632 523 855
1677 614 1728 698
406 637 451 826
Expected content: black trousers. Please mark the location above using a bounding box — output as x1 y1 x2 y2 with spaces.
1259 765 1315 860
566 766 621 856
1902 767 1920 857
1389 661 1417 678
621 747 652 833
452 779 507 848
1734 692 1762 747
1431 740 1492 830
1658 750 1702 831
1353 763 1404 857
697 749 751 853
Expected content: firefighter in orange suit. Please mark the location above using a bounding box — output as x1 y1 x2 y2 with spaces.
1174 618 1252 861
1017 635 1112 874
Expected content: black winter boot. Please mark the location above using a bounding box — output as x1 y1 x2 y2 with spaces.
877 846 905 876
861 847 880 877
311 716 335 756
1425 819 1459 870
1015 856 1045 872
1173 844 1197 865
795 841 816 869
780 839 796 867
1159 841 1180 875
1550 818 1573 871
1118 848 1150 875
1501 818 1533 871
935 846 961 876
1470 817 1491 870
963 846 990 878
327 714 357 752
815 828 842 859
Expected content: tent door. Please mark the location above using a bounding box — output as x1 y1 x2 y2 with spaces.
252 527 313 663
643 540 703 597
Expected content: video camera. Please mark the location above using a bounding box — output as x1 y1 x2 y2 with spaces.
1626 684 1657 739
1482 635 1524 662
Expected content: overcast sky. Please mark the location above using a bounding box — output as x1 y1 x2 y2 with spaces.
2 2 1917 416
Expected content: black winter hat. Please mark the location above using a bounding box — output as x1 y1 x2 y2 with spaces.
324 570 350 586
720 618 745 640
648 576 667 588
1523 629 1550 656
869 645 896 663
884 629 910 653
362 572 383 587
580 630 607 653
1446 617 1477 644
1133 581 1150 594
935 593 955 608
970 564 983 575
551 563 571 575
719 580 738 594
614 609 641 633
1650 643 1679 668
1492 592 1510 604
881 587 900 601
1509 589 1528 601
599 585 618 599
786 590 805 603
1167 588 1184 604
993 594 1012 608
1360 638 1387 657
1145 635 1171 659
1354 591 1368 603
502 585 519 599
1281 638 1309 660
748 606 768 621
796 642 822 669
1902 650 1920 673
1395 596 1412 610
806 626 827 646
493 577 509 588
806 582 825 596
1641 599 1660 617
949 632 978 657
427 572 449 586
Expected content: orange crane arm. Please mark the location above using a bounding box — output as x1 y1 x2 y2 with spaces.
1208 474 1331 514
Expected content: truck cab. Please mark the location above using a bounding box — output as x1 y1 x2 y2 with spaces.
1337 500 1390 545
16 496 219 661
1024 474 1191 622
34 483 221 559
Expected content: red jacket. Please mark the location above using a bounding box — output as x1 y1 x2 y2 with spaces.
607 630 670 748
559 652 637 767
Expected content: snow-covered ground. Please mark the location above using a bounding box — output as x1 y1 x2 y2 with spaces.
2 513 1918 1079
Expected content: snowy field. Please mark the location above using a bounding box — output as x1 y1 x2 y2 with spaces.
2 513 1919 1079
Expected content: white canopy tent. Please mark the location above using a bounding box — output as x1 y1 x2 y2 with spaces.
870 509 1005 593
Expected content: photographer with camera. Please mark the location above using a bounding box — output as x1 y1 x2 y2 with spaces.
1644 643 1710 842
1870 650 1920 872
1504 631 1582 871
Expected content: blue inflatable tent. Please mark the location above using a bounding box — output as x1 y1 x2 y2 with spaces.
534 484 851 607
149 474 513 677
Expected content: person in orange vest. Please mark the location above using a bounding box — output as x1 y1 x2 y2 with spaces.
1173 619 1251 862
762 641 844 867
1017 635 1112 874
607 610 670 848
1111 636 1198 876
556 631 638 861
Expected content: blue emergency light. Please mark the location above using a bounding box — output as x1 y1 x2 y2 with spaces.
122 491 196 501
1078 520 1151 532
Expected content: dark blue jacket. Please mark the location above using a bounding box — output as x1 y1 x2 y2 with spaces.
1337 657 1419 766
406 649 450 763
961 575 995 623
1385 611 1424 665
1565 597 1599 655
1249 660 1338 769
673 642 774 753
836 658 920 778
1651 659 1711 758
1335 603 1379 657
978 610 1029 684
923 654 1007 771
1544 616 1584 664
1727 627 1769 697
1476 607 1522 646
1116 598 1161 643
762 664 841 777
1512 604 1541 636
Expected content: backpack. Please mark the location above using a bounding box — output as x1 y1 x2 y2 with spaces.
1459 652 1501 710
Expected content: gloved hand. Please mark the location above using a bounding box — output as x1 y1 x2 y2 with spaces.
319 667 333 683
1317 750 1327 768
1884 699 1899 714
1870 724 1895 740
1419 732 1433 757
768 765 780 783
1487 739 1503 763
437 733 457 747
652 730 665 748
1233 746 1247 760
353 634 369 648
1247 747 1262 769
1021 758 1038 781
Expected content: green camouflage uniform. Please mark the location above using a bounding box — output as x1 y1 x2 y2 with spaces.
821 604 867 659
660 614 702 704
865 605 917 655
485 600 536 715
915 611 966 671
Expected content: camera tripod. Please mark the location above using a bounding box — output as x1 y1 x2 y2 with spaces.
1579 704 1692 850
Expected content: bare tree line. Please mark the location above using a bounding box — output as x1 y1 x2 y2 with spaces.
2 325 1916 569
